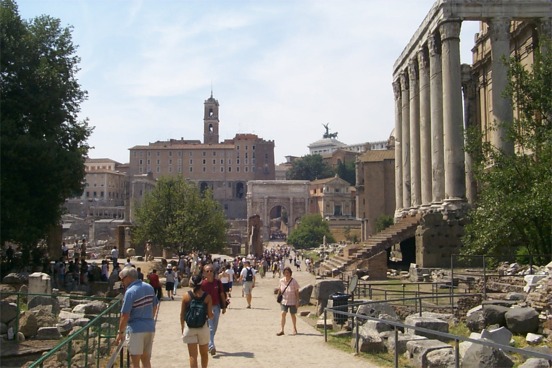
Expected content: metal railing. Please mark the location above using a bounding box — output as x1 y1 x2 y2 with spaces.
324 298 552 368
28 295 122 368
105 295 161 368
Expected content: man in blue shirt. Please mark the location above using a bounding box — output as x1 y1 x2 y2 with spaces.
116 266 158 368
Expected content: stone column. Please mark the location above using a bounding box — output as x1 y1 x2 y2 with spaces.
418 46 432 206
489 17 514 155
428 32 444 203
400 71 411 208
462 64 478 204
440 20 465 200
393 80 403 210
409 59 421 207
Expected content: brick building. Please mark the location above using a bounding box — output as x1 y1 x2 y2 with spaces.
127 93 275 219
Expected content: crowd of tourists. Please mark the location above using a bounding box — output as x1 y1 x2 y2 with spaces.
114 243 306 368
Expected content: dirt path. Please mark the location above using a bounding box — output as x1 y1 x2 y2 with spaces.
148 254 380 367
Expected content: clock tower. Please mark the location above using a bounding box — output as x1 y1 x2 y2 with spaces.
203 92 219 144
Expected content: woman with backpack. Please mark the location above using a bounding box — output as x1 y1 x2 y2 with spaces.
181 275 214 368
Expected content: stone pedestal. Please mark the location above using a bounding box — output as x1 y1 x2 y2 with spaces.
28 273 52 304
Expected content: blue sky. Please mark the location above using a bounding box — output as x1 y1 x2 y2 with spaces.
17 0 479 164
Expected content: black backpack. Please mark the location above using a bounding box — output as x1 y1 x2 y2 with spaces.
245 267 253 282
185 291 208 328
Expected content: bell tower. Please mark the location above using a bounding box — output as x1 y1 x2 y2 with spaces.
203 91 219 144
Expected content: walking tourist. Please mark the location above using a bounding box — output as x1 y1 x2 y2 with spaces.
238 260 256 309
116 266 158 368
276 267 300 336
201 264 227 356
147 269 162 301
181 274 214 368
164 266 175 300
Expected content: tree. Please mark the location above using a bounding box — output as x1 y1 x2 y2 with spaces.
132 177 228 254
462 40 552 263
375 215 394 233
286 154 335 181
0 0 92 261
336 160 356 186
287 214 335 249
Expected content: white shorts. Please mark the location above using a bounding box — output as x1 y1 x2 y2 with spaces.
126 332 154 356
182 323 209 345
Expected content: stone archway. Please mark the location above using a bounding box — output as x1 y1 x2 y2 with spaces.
246 180 310 242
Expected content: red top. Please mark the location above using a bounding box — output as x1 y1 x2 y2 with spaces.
147 273 160 289
201 279 223 306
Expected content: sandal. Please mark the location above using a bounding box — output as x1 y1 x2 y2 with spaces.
276 331 284 336
291 330 297 336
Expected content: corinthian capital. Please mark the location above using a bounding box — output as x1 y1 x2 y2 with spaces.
428 33 441 57
440 21 461 41
393 80 401 100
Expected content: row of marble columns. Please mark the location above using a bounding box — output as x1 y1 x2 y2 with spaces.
393 18 514 211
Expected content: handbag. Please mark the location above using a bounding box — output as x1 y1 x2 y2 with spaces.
276 278 293 304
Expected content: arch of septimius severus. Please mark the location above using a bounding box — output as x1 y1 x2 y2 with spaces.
246 180 310 245
392 0 551 267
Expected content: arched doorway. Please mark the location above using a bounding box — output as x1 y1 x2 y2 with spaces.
269 205 288 240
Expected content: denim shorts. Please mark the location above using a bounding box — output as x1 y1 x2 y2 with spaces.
280 304 297 314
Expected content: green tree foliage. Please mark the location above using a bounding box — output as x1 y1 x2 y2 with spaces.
463 41 552 263
336 160 356 186
375 215 394 233
287 214 335 249
286 154 335 181
133 177 228 254
0 0 92 260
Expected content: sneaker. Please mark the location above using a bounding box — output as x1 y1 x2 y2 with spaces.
246 305 251 309
209 347 216 356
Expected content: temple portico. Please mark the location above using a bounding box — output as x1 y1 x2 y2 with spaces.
392 0 551 266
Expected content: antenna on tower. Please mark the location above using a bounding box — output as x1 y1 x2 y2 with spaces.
210 81 213 98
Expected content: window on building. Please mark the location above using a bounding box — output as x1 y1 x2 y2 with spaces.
237 159 240 165
147 151 151 157
228 167 232 172
334 205 342 216
169 159 172 165
169 151 172 156
245 167 248 172
212 159 216 165
252 145 255 150
156 167 160 173
147 159 150 165
156 159 160 165
202 159 206 165
237 167 240 172
213 151 216 156
221 167 224 172
220 159 224 164
157 151 160 156
189 167 192 172
202 151 206 156
169 167 172 173
203 167 206 172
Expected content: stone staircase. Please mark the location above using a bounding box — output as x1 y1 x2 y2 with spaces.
318 216 419 277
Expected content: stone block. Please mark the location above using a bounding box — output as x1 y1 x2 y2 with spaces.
27 272 52 304
27 295 60 316
316 319 333 329
525 333 543 344
518 358 551 368
426 348 456 368
36 326 62 340
313 279 345 300
0 301 18 324
386 332 427 355
404 315 449 341
9 311 38 338
299 284 313 306
505 307 539 334
480 326 512 346
72 300 108 315
406 339 452 368
461 338 514 368
481 305 510 326
355 300 398 326
353 331 386 353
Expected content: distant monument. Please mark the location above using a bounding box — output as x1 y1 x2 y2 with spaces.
322 123 338 139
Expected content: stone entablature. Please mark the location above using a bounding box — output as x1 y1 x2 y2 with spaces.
393 0 551 214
